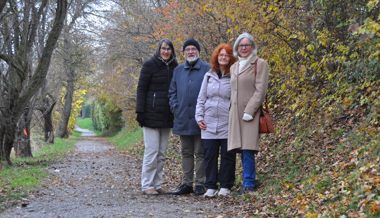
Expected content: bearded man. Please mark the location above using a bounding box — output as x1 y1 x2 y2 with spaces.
168 39 210 195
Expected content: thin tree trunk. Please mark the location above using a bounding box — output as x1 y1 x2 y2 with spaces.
56 76 75 138
44 109 55 143
56 25 75 139
41 101 56 143
82 107 85 119
37 80 57 143
55 0 92 139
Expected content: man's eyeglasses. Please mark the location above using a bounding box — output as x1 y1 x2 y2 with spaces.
218 54 230 58
184 48 198 52
238 44 252 49
161 47 172 52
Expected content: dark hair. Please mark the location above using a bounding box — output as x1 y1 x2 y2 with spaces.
154 39 176 59
210 43 237 75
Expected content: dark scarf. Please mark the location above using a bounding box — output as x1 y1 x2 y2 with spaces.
157 56 175 66
217 70 222 79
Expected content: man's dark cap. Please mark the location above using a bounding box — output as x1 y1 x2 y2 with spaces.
183 38 200 52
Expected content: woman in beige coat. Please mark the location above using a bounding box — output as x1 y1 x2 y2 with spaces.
228 32 269 194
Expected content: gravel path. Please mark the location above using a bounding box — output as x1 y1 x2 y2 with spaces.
0 130 244 218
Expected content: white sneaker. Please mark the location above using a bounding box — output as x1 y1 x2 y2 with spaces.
218 188 231 196
203 189 218 198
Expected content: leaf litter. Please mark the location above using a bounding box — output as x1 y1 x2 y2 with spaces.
0 137 253 218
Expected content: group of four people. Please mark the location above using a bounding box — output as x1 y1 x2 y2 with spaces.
135 32 269 197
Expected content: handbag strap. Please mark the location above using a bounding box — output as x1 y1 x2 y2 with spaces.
254 59 269 110
254 59 258 77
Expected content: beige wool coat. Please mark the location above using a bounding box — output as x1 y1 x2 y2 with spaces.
227 55 269 152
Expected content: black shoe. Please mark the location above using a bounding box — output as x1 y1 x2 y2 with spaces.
239 186 258 195
194 186 205 195
171 184 194 195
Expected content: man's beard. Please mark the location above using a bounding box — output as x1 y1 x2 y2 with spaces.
186 54 199 64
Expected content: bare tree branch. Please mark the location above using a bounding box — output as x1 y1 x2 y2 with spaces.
0 0 7 14
0 53 25 76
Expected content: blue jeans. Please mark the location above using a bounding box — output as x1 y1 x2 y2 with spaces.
241 150 257 187
204 139 236 189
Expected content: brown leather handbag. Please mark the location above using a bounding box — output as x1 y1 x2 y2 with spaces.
254 59 274 134
259 97 274 133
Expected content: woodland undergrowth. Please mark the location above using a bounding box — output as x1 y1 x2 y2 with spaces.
94 0 380 216
123 101 380 217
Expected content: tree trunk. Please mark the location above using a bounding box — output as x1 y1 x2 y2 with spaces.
0 0 7 14
54 0 93 139
1 123 16 166
14 64 39 158
0 0 68 165
46 127 55 143
14 107 33 158
56 76 75 138
44 106 56 143
0 127 7 164
56 25 75 139
41 100 56 143
37 80 57 143
82 107 85 119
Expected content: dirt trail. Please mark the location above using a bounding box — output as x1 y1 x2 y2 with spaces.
0 130 243 218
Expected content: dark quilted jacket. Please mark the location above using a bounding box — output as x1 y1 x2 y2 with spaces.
136 55 178 128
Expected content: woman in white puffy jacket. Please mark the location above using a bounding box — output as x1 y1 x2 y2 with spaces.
195 44 237 197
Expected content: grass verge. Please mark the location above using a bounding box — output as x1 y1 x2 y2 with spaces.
108 127 143 153
0 136 78 212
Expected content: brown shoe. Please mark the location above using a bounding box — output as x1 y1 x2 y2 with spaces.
156 188 170 194
143 189 159 195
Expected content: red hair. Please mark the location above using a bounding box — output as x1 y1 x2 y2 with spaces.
210 43 237 75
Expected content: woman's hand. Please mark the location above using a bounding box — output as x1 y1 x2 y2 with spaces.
242 113 253 121
198 120 207 130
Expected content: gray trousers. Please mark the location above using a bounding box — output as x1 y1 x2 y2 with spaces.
180 135 205 187
141 127 170 191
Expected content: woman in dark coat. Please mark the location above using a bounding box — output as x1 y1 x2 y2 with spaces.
135 39 178 195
